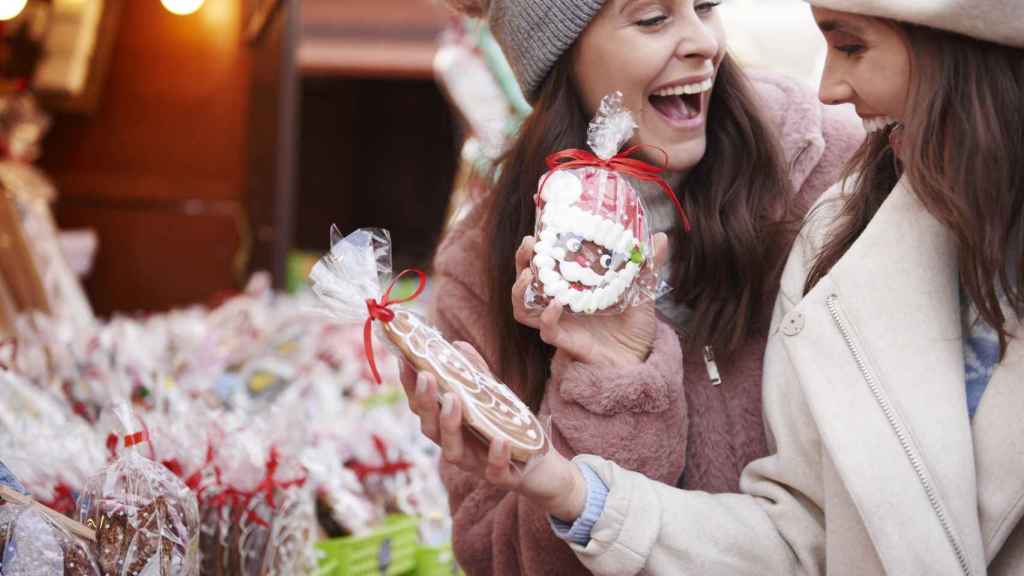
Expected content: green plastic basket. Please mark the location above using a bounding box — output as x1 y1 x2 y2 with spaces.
316 515 420 576
415 543 462 575
287 250 321 293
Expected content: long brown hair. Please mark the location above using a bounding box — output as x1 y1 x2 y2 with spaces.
483 52 795 411
805 26 1024 355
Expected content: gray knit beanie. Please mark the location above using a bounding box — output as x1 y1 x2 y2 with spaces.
447 0 608 102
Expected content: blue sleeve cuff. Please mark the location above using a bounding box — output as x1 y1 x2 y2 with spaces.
0 460 27 495
548 463 609 546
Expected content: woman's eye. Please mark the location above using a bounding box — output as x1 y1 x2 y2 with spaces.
835 44 865 56
636 15 668 27
600 254 613 269
695 1 721 15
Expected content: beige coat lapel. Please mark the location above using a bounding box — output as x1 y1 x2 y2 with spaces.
781 177 986 574
973 312 1024 561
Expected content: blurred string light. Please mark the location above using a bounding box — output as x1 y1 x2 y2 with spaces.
161 0 205 16
0 0 27 21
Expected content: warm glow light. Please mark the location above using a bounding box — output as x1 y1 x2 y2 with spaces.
161 0 205 16
0 0 28 21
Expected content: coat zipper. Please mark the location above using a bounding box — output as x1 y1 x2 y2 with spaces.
825 294 972 576
703 345 722 386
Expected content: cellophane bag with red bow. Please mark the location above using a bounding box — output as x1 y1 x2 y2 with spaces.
0 501 100 576
76 403 200 576
527 92 677 315
195 408 315 576
307 227 411 386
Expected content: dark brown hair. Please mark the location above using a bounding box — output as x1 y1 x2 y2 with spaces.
805 26 1024 355
478 51 796 411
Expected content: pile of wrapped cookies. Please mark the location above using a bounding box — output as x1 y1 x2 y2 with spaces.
0 274 455 575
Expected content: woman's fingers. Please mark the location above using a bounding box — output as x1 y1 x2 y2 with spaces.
438 393 466 465
414 372 441 442
484 438 518 488
398 362 418 398
652 232 670 271
538 301 566 348
511 267 540 327
515 236 537 274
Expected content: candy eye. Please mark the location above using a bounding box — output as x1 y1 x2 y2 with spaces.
566 238 582 252
599 254 612 269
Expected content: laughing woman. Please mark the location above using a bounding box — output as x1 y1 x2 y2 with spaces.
401 0 862 574
413 1 1024 575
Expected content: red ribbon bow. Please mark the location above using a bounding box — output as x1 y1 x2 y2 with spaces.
363 269 427 385
347 435 413 481
204 448 307 528
541 144 691 231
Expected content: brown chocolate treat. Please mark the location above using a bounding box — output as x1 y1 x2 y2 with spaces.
381 309 549 462
198 503 227 576
94 499 189 576
95 508 129 575
315 492 350 539
124 502 160 576
62 537 100 576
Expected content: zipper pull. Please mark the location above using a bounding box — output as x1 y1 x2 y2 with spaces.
703 345 722 387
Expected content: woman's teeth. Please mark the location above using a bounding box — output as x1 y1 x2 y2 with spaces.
652 77 714 97
863 116 898 133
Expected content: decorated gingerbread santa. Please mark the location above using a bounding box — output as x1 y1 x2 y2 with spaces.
527 92 688 315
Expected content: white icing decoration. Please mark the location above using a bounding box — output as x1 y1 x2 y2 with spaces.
541 172 584 205
532 174 645 312
391 311 546 453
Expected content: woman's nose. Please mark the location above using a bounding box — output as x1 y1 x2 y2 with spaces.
675 15 721 63
818 55 854 105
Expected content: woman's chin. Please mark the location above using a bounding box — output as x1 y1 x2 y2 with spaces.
633 135 707 173
663 141 708 174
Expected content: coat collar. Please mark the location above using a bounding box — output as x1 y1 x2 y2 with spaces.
972 308 1024 561
782 176 991 574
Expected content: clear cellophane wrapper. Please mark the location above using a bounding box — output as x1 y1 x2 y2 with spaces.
196 407 315 576
76 404 200 576
0 502 100 576
0 370 105 517
526 92 659 315
309 228 552 465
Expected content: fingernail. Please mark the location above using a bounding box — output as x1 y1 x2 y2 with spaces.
416 374 428 396
441 393 454 416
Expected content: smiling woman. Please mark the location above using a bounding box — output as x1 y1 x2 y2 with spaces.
401 0 865 573
815 11 910 135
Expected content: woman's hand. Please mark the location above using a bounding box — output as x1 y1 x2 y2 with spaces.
511 233 669 368
399 342 588 522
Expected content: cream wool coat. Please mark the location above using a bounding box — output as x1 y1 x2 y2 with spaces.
570 177 1024 575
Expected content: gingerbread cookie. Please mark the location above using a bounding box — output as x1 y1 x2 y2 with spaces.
381 309 549 462
531 168 650 314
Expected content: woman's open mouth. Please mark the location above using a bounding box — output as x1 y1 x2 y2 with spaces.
648 77 713 128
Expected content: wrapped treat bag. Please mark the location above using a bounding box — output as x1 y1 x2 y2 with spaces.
197 411 314 576
527 92 688 314
0 371 105 516
0 502 100 576
77 404 200 576
310 228 550 463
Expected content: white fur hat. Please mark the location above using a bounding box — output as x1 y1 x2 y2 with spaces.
808 0 1024 48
